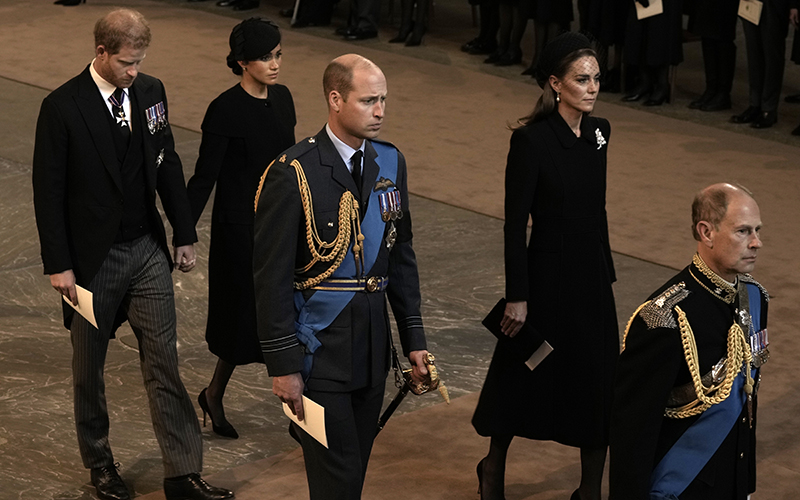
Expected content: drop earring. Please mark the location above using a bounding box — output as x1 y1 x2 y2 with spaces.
556 92 561 103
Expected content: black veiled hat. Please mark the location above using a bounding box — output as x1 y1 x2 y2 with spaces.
226 17 281 70
534 31 593 89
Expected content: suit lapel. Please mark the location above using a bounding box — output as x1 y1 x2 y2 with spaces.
74 67 122 192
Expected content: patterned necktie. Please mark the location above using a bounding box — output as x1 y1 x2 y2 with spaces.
351 150 363 198
108 87 130 140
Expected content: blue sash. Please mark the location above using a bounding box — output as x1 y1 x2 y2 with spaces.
649 283 761 499
293 142 398 379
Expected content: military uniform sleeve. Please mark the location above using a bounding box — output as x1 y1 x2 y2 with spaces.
253 160 306 376
32 95 73 276
609 314 684 500
153 81 197 247
386 149 427 356
503 127 538 302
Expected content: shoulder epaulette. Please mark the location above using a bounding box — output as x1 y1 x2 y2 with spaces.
739 274 770 302
278 136 318 163
639 283 691 330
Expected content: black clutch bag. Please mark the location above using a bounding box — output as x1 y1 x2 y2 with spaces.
482 298 551 367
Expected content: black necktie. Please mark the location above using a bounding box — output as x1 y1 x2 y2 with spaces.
351 150 363 198
109 87 130 140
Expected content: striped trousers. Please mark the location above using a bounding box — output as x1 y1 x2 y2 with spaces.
70 234 202 477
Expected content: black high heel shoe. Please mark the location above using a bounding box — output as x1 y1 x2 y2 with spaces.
476 457 506 500
198 388 239 439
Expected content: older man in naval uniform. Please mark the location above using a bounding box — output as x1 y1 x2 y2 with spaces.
252 54 430 499
610 183 769 499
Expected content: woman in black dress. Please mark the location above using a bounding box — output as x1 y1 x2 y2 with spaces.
472 32 618 500
187 18 296 438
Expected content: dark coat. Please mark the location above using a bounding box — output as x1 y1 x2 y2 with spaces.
529 0 574 25
609 261 766 499
624 0 685 66
688 0 740 41
32 66 196 329
252 128 427 392
186 84 296 365
472 112 619 448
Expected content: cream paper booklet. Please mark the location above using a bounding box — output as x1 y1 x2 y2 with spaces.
738 0 763 25
636 0 663 20
283 396 328 448
62 284 97 328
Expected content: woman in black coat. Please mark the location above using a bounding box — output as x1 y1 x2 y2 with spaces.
472 32 619 500
186 18 296 438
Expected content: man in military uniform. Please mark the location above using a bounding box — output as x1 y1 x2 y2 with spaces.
610 183 768 499
252 54 429 500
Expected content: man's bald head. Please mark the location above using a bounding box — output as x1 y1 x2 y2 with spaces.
94 8 151 55
323 54 382 104
691 183 755 241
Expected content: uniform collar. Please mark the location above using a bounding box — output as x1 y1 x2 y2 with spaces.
689 253 738 304
325 123 365 173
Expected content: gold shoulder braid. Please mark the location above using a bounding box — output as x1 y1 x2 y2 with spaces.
254 158 365 289
665 306 753 419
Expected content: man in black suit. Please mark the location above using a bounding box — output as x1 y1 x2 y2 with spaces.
731 0 791 128
253 54 429 500
32 9 232 500
610 183 768 499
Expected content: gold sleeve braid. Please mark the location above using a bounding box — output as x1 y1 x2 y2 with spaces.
253 157 364 291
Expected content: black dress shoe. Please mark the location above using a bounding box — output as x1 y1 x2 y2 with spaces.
335 25 356 36
731 106 761 124
345 28 378 41
233 0 259 10
785 93 800 104
688 89 715 109
279 7 293 17
494 48 522 66
751 111 777 129
700 93 731 112
405 31 424 46
461 37 481 52
792 123 800 136
164 474 233 500
483 50 503 64
622 88 650 102
468 40 497 55
91 464 131 500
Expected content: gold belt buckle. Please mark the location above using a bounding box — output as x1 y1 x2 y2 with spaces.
365 276 379 292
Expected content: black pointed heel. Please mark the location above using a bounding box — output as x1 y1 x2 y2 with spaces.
198 388 239 439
